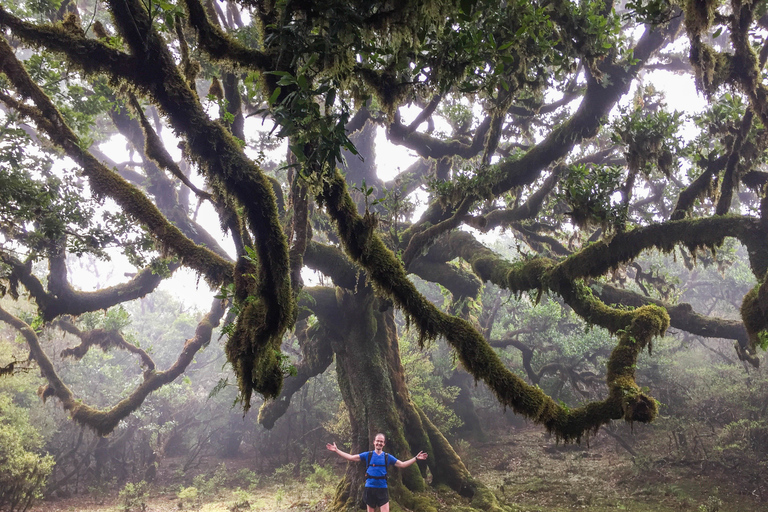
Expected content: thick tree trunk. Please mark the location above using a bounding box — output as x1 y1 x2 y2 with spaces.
326 287 490 511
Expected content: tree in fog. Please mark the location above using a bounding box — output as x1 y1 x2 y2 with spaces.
1 0 768 510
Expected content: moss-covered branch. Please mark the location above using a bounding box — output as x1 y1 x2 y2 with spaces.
0 40 234 288
101 0 293 404
54 317 156 370
304 241 365 291
0 251 179 321
0 7 132 77
319 169 668 441
740 273 768 366
551 216 764 282
258 318 334 429
596 282 749 347
181 0 272 70
0 301 225 436
289 174 311 293
409 259 482 301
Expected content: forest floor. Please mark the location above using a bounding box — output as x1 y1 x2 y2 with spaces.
29 426 764 512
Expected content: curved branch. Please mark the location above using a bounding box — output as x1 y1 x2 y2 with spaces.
387 115 492 160
126 96 214 202
304 241 362 291
409 259 482 300
401 197 473 269
715 109 755 215
595 282 749 348
54 317 155 369
0 251 180 321
482 164 566 230
258 311 335 429
406 95 442 133
489 334 537 382
0 6 132 77
0 300 225 436
381 158 432 198
552 216 765 283
289 171 311 293
319 169 668 441
0 41 234 287
181 0 272 71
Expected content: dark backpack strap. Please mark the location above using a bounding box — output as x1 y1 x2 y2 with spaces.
365 451 389 479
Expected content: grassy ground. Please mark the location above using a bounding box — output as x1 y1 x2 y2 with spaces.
29 426 764 512
460 427 753 512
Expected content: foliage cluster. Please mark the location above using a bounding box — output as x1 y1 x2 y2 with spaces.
0 394 54 512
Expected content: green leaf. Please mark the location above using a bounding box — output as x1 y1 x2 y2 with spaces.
325 88 336 109
268 87 281 105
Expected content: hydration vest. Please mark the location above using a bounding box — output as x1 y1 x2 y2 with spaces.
365 451 391 480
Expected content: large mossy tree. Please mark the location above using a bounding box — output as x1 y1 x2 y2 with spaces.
1 0 768 510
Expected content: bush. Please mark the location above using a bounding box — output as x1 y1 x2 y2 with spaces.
118 481 148 512
177 486 199 509
229 489 251 511
0 394 54 512
191 463 231 497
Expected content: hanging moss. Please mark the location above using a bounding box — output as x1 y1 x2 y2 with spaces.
684 0 718 36
208 76 224 100
739 282 767 366
689 39 733 96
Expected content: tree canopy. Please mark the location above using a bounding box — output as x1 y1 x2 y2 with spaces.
1 0 768 509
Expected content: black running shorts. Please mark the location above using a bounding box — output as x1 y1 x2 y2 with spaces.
363 487 389 508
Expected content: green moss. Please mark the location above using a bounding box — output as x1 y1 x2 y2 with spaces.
684 0 718 36
329 478 354 512
503 258 553 293
470 486 508 512
739 282 767 366
393 485 438 512
690 40 733 96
